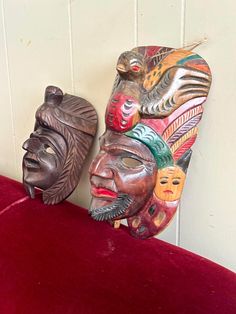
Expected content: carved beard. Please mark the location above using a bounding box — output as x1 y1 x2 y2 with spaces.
24 182 35 199
89 194 133 221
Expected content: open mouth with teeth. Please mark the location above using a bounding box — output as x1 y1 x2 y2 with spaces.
24 157 40 169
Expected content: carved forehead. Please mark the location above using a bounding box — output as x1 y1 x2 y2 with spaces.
158 166 185 177
100 130 156 163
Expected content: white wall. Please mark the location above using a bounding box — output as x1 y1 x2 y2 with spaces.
0 0 235 272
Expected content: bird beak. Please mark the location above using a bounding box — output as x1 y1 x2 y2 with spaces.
116 64 126 72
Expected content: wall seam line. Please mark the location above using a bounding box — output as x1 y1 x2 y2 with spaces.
68 0 75 94
181 0 186 47
1 0 17 176
176 0 186 247
134 0 138 46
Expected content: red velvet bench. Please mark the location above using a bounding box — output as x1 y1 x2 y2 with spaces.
0 175 236 314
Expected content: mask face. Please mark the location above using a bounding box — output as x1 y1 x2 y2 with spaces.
22 85 98 204
22 126 67 192
154 166 186 202
89 45 211 238
89 130 157 221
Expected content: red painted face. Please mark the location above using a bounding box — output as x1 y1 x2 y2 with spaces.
89 130 157 221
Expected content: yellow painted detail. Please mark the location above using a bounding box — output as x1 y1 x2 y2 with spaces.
154 166 186 202
143 49 194 91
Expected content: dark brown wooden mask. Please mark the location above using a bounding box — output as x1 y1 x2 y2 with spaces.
89 45 211 239
22 86 98 205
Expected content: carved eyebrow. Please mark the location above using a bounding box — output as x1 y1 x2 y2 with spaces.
32 134 64 158
102 144 154 162
160 176 169 179
173 177 181 179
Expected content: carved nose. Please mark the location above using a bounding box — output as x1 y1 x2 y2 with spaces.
22 137 41 153
89 151 114 179
22 139 30 151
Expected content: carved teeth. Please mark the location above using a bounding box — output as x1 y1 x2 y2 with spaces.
24 158 40 169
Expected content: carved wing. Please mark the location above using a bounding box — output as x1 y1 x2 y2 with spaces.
139 49 211 118
140 65 211 117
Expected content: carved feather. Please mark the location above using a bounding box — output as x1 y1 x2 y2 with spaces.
167 113 202 146
162 105 203 141
173 135 197 161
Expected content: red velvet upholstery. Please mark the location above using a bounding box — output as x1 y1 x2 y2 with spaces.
0 175 236 314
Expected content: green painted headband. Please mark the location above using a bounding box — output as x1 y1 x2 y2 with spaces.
125 123 174 169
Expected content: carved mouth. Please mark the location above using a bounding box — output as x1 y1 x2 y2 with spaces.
91 186 118 199
89 194 133 221
164 190 173 194
24 157 40 169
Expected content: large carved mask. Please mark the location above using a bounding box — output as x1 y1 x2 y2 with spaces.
89 46 211 239
22 86 97 204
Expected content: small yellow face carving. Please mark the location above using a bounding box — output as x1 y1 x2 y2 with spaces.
154 166 186 201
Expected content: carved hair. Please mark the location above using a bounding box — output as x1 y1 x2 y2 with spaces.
36 86 97 204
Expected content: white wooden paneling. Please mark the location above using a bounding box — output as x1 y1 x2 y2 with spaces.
69 0 136 207
3 0 72 180
137 0 183 47
137 0 183 245
180 0 236 271
0 0 16 178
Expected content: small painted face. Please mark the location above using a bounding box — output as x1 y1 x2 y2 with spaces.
22 126 67 191
154 166 186 202
89 130 157 221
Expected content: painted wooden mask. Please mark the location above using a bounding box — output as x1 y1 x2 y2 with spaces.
89 46 211 239
22 86 97 204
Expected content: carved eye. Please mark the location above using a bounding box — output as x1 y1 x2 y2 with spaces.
172 180 180 185
40 121 48 128
121 157 142 168
131 65 141 72
45 146 56 155
160 179 168 185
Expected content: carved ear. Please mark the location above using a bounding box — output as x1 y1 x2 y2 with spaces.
44 86 63 105
176 149 192 173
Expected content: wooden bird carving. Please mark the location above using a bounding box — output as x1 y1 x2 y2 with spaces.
105 47 211 132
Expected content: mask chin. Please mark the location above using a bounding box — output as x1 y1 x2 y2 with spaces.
89 194 133 221
24 182 35 199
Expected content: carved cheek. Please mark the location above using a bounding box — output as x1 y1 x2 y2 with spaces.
89 151 114 179
37 151 58 173
114 165 156 197
170 177 185 201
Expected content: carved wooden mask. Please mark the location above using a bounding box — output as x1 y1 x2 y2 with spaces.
23 86 97 205
89 46 211 239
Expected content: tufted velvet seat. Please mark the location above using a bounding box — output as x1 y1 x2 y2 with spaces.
0 175 236 314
